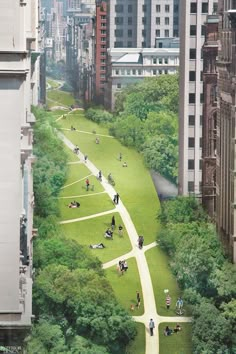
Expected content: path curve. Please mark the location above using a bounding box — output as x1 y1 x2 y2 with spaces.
58 130 192 354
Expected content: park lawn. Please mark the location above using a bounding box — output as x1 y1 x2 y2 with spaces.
47 78 61 89
60 175 104 197
146 246 183 316
47 90 76 107
61 213 132 263
64 145 81 162
105 257 144 315
159 323 192 354
59 115 160 243
62 163 92 187
58 193 114 221
126 323 146 354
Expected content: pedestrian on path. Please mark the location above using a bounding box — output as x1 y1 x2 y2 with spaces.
115 193 120 204
149 319 155 336
119 152 122 161
166 294 171 310
136 291 141 308
84 154 88 163
111 215 115 230
86 178 90 191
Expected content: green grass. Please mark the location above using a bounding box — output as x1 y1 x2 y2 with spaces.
146 246 190 316
126 323 146 354
64 145 81 162
61 213 132 263
58 193 114 221
106 258 144 315
159 323 192 354
47 78 61 89
58 114 160 243
47 90 76 107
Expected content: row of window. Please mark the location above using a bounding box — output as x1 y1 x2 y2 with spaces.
188 181 202 193
114 29 171 38
115 68 170 76
115 16 178 26
115 4 175 13
189 93 204 104
190 25 206 36
190 2 217 14
188 137 202 148
188 159 202 170
189 115 203 126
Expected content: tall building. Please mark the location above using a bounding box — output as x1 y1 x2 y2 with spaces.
202 15 218 218
178 0 218 196
95 0 107 103
0 0 39 345
107 0 179 49
216 0 236 262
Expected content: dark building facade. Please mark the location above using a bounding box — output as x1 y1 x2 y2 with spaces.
202 15 218 218
216 0 236 262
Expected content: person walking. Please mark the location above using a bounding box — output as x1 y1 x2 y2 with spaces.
98 170 102 181
166 294 171 310
116 193 120 204
119 152 122 161
136 291 141 309
111 215 115 230
84 154 88 163
118 224 123 236
86 178 90 191
149 319 155 336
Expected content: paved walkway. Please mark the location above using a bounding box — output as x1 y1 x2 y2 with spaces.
58 130 192 354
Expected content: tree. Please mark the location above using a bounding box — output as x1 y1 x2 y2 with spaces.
144 110 178 138
192 302 232 354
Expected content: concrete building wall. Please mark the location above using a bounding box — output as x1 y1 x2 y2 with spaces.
178 0 217 196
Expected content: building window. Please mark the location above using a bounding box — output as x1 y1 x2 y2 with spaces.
128 17 132 25
100 66 106 70
173 29 179 37
188 137 195 148
165 30 169 37
132 69 136 75
142 30 146 37
188 160 195 170
101 52 106 56
101 37 106 42
153 58 157 64
189 93 196 103
189 71 196 81
156 5 161 12
142 17 146 24
159 58 163 64
115 70 119 75
174 17 178 25
188 181 194 192
165 5 170 12
156 17 160 25
200 71 203 81
156 29 160 37
200 93 204 103
164 70 168 74
101 23 106 27
201 25 206 36
114 41 123 47
138 70 142 75
190 3 197 13
174 4 179 12
127 41 132 47
101 30 106 34
159 70 162 75
127 70 131 75
115 17 123 25
190 25 196 36
101 45 106 49
143 5 147 12
115 29 123 37
142 41 146 47
117 83 121 88
128 4 132 13
164 58 168 64
189 48 196 59
202 3 208 13
101 59 106 63
213 2 218 13
199 159 202 170
200 137 202 148
200 115 203 125
158 42 163 48
153 70 157 75
165 17 169 25
115 4 124 13
101 15 106 20
189 115 195 125
128 29 133 37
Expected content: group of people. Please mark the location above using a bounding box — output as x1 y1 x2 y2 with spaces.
73 145 79 154
164 324 182 336
118 260 128 274
165 294 184 314
68 200 80 208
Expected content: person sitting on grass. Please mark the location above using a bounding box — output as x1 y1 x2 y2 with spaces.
89 243 105 249
104 228 113 239
68 201 80 208
174 324 182 333
122 162 128 167
164 326 173 336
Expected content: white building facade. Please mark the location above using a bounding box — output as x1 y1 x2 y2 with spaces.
178 0 218 196
105 46 179 110
107 0 179 48
0 0 39 345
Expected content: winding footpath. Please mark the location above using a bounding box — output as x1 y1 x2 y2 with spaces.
58 129 192 354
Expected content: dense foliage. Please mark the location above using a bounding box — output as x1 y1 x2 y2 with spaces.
158 197 236 353
27 108 137 353
85 75 179 183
